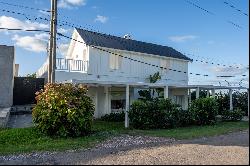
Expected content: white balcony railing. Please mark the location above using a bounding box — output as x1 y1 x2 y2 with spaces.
36 58 88 77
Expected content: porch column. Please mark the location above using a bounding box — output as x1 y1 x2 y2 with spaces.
212 89 215 97
164 86 169 99
94 88 98 118
207 90 210 97
125 84 130 128
229 88 233 110
104 86 110 115
196 87 200 99
188 89 192 104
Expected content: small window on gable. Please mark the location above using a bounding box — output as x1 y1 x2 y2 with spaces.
75 54 79 59
110 53 122 70
83 49 86 60
160 59 170 73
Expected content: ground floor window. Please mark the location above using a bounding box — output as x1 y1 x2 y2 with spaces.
172 95 184 107
111 99 125 113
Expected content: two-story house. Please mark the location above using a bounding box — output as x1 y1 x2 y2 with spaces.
37 28 193 122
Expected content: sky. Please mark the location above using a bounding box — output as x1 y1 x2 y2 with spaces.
0 0 249 88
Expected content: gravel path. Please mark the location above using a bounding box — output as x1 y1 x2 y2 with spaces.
0 130 249 165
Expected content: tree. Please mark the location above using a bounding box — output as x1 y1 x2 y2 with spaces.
26 73 36 78
138 72 163 100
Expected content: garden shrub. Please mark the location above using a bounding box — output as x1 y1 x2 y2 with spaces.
189 97 219 125
100 112 125 122
32 83 95 137
128 98 190 129
221 108 244 121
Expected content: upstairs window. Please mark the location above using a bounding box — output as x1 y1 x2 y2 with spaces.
160 59 170 73
83 49 86 60
109 53 122 70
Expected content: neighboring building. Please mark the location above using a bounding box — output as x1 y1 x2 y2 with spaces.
37 28 193 118
0 45 15 108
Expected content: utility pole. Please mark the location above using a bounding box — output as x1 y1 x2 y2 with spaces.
48 0 54 83
51 0 57 83
48 0 57 83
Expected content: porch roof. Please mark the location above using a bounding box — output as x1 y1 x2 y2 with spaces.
68 79 248 90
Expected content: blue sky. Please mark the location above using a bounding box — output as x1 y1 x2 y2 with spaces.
0 0 249 87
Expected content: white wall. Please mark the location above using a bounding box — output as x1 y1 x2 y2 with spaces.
87 47 189 85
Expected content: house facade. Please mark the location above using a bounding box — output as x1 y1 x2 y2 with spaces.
37 28 193 118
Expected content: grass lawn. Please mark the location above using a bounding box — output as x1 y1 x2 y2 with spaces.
126 121 249 139
0 121 248 155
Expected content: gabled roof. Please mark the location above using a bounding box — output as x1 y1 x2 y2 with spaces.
76 28 192 61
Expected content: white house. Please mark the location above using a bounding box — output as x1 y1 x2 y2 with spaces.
37 28 249 127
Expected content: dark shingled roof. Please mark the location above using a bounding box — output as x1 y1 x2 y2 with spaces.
76 28 192 61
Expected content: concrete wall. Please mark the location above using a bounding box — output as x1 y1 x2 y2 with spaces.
0 45 15 108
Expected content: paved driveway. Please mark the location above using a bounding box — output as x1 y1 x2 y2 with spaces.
0 130 249 165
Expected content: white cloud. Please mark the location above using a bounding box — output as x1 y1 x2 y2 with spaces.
169 35 198 42
94 15 108 23
12 33 49 53
208 65 248 76
58 0 86 9
0 16 48 30
58 28 73 34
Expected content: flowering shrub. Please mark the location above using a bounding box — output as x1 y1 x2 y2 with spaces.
32 83 94 137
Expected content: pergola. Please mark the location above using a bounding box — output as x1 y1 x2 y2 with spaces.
68 79 249 128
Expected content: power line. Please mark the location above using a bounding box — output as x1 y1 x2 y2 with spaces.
186 0 214 15
223 1 248 16
0 0 99 33
57 32 211 77
185 0 243 29
0 8 49 21
184 53 249 69
0 1 50 13
1 3 247 77
0 27 50 33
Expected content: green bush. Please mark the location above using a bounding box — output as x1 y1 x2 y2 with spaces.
189 97 218 125
100 112 125 122
221 109 244 121
128 98 190 129
32 83 95 137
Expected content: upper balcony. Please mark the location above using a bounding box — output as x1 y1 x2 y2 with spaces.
36 58 89 78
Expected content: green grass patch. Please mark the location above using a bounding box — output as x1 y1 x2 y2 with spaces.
0 121 248 155
0 121 126 155
127 121 249 139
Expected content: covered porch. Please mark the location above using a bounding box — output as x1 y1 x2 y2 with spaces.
68 79 249 128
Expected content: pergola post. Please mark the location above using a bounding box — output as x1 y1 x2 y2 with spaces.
164 86 169 99
212 89 215 97
196 87 200 99
104 86 110 115
188 89 192 104
229 88 233 110
125 84 130 128
207 90 210 97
